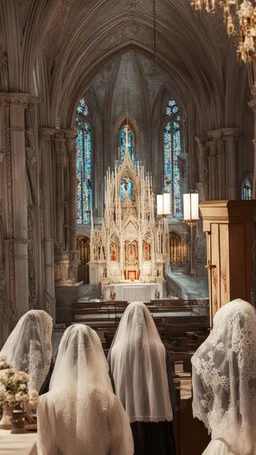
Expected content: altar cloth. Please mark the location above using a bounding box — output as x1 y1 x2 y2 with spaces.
102 282 165 302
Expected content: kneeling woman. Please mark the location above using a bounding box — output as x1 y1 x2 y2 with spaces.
37 324 133 455
108 301 176 455
192 298 256 455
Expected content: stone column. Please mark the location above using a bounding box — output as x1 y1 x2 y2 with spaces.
207 140 217 200
195 136 208 201
53 134 70 285
54 135 67 250
0 93 30 319
223 128 240 200
39 128 56 319
66 132 79 282
216 137 225 199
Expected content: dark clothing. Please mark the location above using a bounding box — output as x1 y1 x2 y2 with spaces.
39 359 54 395
108 348 176 455
131 421 176 455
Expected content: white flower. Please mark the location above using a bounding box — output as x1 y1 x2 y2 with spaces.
28 390 39 409
14 371 28 382
19 384 27 391
15 392 29 403
29 390 38 399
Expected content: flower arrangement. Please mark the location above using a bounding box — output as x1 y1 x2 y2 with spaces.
0 356 38 411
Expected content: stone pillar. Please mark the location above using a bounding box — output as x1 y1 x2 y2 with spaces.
207 140 217 200
200 200 255 327
39 128 56 319
216 137 225 199
66 132 79 282
0 93 30 319
195 136 208 201
54 135 67 250
223 128 240 200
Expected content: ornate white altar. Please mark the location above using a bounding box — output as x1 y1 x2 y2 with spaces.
89 148 169 301
102 282 165 302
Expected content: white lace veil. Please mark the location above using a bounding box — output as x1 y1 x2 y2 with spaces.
108 301 173 423
38 324 133 455
49 323 112 393
192 298 256 455
0 310 52 392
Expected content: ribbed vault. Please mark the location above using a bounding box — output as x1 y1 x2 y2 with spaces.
0 0 249 133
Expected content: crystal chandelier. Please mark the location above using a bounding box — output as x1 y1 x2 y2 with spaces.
190 0 256 62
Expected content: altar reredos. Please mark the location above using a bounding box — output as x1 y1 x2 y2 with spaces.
89 150 169 286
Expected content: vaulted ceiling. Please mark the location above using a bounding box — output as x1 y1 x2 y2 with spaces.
0 0 251 132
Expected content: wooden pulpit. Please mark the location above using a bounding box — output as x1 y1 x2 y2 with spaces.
199 200 256 327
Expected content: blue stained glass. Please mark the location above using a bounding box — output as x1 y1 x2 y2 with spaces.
76 128 83 224
120 179 133 200
77 97 89 116
166 97 179 117
164 97 182 217
76 102 92 224
119 124 136 165
242 178 252 200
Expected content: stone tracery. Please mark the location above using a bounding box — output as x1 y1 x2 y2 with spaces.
89 151 169 285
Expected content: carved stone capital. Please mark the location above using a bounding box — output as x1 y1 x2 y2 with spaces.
207 128 223 141
39 128 56 141
0 92 31 108
223 128 240 139
66 136 77 153
195 136 208 151
27 96 40 109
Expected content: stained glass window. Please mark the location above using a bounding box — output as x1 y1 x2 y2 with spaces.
76 100 92 224
242 178 252 200
77 97 89 116
164 97 182 217
119 123 136 165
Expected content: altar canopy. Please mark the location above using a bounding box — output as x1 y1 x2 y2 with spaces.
89 149 169 287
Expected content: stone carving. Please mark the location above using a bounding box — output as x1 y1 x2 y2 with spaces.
90 151 169 284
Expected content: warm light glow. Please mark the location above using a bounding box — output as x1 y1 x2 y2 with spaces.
183 192 200 222
190 0 256 62
157 193 171 216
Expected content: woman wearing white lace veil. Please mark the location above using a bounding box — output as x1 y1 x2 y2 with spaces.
0 310 53 393
192 298 256 455
108 301 176 455
37 324 133 455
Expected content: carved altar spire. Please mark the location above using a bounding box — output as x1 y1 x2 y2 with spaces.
89 146 169 285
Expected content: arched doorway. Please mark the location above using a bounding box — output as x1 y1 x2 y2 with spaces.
169 231 187 264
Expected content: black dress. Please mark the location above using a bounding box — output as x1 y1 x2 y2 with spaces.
108 349 176 455
39 359 54 395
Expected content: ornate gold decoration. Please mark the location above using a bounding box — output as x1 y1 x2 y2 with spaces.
191 0 256 62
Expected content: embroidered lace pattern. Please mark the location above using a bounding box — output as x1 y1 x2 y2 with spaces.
1 310 52 392
192 299 256 455
38 325 133 455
